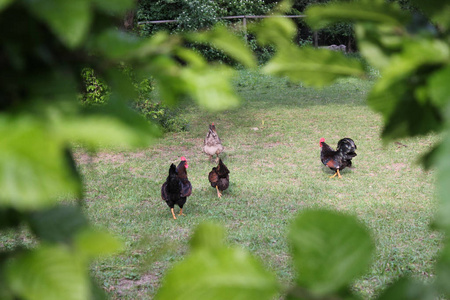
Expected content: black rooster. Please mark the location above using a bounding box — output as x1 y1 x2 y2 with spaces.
320 138 357 178
208 158 229 198
161 157 192 219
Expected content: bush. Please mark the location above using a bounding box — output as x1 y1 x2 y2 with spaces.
132 100 189 132
81 67 188 132
80 68 110 106
250 41 275 65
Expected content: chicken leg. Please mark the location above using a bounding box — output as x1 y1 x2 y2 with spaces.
170 208 177 220
178 208 185 216
216 186 222 198
329 169 342 179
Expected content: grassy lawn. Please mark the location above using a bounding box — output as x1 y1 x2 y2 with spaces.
77 70 440 299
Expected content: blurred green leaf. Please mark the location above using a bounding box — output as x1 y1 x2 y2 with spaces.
144 55 187 107
253 16 297 47
189 222 225 251
428 66 450 108
305 0 410 30
94 30 180 60
0 208 21 229
94 30 242 112
306 0 412 71
385 39 447 79
380 92 442 140
187 25 257 68
60 70 161 149
420 143 441 170
355 23 405 70
367 39 447 140
175 47 207 68
367 39 448 113
28 205 88 243
434 237 450 296
156 248 279 300
286 285 356 300
181 65 240 111
155 223 279 300
25 0 91 48
0 0 14 11
93 0 133 14
0 115 80 210
74 228 123 259
410 0 450 31
275 0 294 14
359 27 447 73
57 112 160 149
6 245 88 300
263 46 364 87
434 132 450 231
289 209 374 296
377 277 436 300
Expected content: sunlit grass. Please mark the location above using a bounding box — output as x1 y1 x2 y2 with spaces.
78 70 440 299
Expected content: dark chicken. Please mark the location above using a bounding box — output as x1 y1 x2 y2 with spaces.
320 138 357 178
208 158 230 198
161 157 192 219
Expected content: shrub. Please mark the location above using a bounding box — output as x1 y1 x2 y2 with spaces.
81 66 188 132
80 68 110 106
132 100 189 132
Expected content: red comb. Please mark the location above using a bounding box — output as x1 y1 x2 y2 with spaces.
320 138 325 143
212 122 214 125
181 156 187 161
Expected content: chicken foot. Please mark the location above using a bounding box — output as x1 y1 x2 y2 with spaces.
329 169 342 179
170 208 177 220
216 186 222 198
178 208 185 216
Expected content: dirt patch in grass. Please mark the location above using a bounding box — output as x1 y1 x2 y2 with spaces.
386 163 408 172
74 150 147 165
114 273 160 297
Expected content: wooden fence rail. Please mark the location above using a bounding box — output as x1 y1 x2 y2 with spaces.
137 15 318 46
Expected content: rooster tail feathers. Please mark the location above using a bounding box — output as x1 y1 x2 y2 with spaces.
218 158 230 175
169 163 177 175
337 138 357 154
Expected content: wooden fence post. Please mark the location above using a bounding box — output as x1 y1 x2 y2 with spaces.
243 16 247 44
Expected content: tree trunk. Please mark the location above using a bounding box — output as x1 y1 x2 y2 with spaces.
120 0 139 32
123 10 135 31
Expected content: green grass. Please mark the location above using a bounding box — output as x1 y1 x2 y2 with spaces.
78 69 440 299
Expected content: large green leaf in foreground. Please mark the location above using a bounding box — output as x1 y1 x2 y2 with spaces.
0 115 80 209
25 0 91 48
0 98 159 210
6 246 88 300
264 46 364 87
377 277 436 300
305 0 409 30
188 25 257 69
434 131 450 231
255 16 364 86
289 210 374 296
305 0 410 71
156 223 279 300
367 39 448 140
